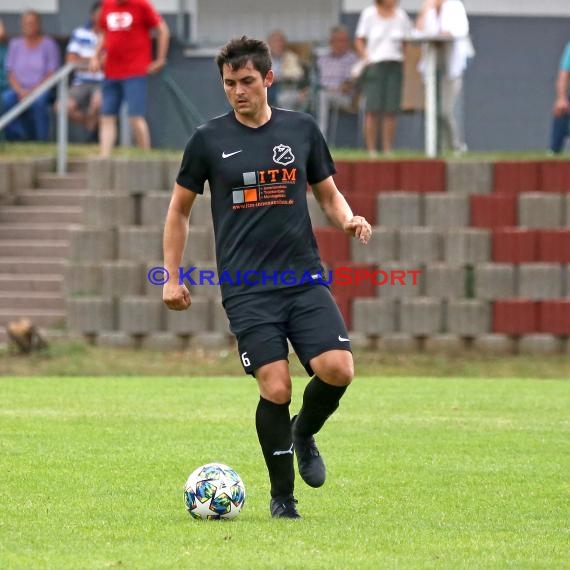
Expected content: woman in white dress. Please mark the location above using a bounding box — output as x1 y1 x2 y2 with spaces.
355 0 412 156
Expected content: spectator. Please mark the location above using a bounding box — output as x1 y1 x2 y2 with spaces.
0 19 8 96
92 0 170 157
355 0 412 156
549 41 570 154
317 26 360 140
60 2 104 137
267 30 307 110
416 0 470 153
1 11 60 141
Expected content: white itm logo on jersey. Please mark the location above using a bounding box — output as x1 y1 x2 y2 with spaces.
272 144 295 166
107 12 134 31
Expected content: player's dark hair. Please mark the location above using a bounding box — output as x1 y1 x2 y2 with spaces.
90 1 101 14
216 36 272 79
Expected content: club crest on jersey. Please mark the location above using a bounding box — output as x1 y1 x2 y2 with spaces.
272 144 295 166
106 12 134 31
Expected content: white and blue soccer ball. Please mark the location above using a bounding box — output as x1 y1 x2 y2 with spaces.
184 463 246 520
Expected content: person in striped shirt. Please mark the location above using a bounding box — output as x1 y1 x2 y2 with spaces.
63 2 104 134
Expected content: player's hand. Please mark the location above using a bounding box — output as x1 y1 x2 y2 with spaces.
343 215 372 245
88 55 101 73
163 282 191 311
553 97 569 117
148 58 166 75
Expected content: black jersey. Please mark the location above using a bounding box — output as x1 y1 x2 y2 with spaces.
176 108 336 301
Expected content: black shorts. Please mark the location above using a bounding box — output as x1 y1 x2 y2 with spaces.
223 285 352 376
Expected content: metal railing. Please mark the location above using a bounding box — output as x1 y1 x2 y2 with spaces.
0 62 75 174
0 63 204 173
161 68 204 131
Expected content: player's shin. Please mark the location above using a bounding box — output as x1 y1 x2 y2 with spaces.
255 397 295 499
294 376 347 438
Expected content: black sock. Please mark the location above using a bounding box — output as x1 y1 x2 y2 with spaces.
255 397 295 499
294 376 347 439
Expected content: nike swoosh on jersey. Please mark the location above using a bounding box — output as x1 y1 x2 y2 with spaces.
338 335 350 342
222 150 243 158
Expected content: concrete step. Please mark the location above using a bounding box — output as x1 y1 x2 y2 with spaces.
0 292 65 311
0 240 70 257
67 160 89 173
0 257 66 274
0 308 66 328
0 206 83 224
0 223 79 241
37 173 88 190
16 190 87 207
0 274 63 293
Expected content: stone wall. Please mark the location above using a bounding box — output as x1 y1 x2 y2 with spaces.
62 157 570 354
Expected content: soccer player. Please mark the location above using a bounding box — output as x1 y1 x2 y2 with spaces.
163 36 372 519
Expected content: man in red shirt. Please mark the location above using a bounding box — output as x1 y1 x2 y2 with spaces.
91 0 169 157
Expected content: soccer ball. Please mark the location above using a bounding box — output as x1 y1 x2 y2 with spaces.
184 463 246 520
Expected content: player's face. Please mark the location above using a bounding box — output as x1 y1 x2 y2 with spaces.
222 61 273 119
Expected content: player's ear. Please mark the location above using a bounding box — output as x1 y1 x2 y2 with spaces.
263 69 274 88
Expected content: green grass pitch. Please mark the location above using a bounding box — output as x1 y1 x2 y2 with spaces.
0 376 568 569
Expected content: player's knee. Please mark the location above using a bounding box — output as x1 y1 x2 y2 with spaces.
320 360 354 387
264 381 292 404
331 362 354 386
313 350 354 386
255 361 292 403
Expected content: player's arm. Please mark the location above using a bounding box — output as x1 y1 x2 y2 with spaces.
415 0 436 31
162 183 197 310
148 20 170 75
88 31 105 72
312 176 372 245
66 51 81 66
66 42 91 70
354 37 367 60
7 71 28 99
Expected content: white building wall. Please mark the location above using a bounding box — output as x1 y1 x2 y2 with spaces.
157 0 570 18
189 0 342 45
0 0 57 12
343 0 570 17
0 0 568 17
154 0 187 12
